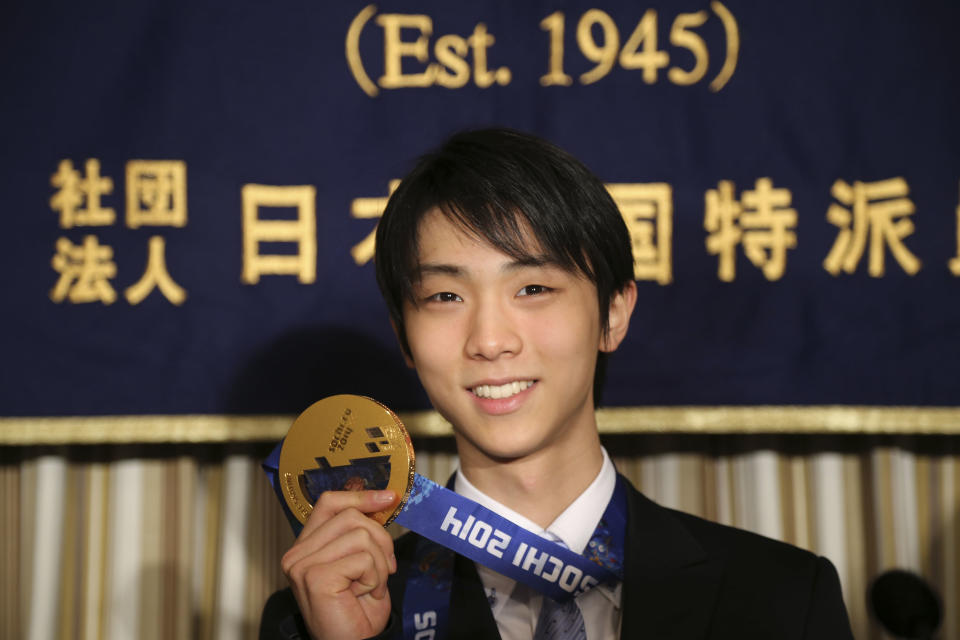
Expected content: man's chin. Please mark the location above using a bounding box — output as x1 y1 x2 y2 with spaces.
452 430 548 466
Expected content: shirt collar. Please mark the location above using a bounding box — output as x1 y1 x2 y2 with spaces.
454 449 620 606
454 447 616 552
546 448 617 554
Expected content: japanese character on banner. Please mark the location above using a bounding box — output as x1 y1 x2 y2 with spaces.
50 235 117 304
823 177 920 277
606 183 672 284
126 160 187 228
48 158 190 305
123 160 188 304
350 180 400 266
50 159 115 228
125 236 187 305
242 184 317 284
705 178 797 281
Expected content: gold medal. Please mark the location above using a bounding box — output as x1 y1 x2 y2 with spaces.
278 394 415 526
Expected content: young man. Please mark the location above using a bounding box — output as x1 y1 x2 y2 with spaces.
261 129 853 639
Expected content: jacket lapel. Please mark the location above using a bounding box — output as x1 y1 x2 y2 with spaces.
619 482 724 640
448 551 503 640
443 473 503 639
438 474 724 639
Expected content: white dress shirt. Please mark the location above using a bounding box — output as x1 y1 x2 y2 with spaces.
454 448 621 640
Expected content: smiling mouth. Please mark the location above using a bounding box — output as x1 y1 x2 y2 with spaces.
470 380 535 400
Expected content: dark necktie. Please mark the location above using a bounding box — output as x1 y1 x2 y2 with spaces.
532 535 587 640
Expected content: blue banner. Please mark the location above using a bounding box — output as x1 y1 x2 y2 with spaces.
2 1 959 426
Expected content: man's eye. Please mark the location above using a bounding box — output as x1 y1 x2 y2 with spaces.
517 285 550 297
427 291 462 303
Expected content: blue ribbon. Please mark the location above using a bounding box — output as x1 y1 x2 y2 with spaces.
263 440 305 535
263 441 628 638
395 474 624 602
401 536 454 640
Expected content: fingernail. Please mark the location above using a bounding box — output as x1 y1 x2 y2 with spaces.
373 490 395 504
390 553 397 573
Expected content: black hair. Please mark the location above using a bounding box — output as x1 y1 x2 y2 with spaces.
374 128 634 403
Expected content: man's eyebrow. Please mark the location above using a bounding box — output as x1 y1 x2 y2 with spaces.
415 263 464 277
415 255 558 278
503 255 555 271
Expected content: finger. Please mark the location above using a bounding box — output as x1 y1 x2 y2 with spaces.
306 528 391 599
286 550 392 640
302 489 397 536
285 507 394 568
282 508 396 575
285 489 396 569
294 550 383 602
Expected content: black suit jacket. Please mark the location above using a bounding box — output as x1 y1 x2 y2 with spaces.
261 476 853 639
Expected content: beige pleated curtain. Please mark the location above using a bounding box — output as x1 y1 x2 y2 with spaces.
3 433 959 640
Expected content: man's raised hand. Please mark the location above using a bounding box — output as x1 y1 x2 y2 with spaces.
281 490 398 639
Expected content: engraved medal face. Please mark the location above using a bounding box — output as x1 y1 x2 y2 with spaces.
278 394 415 527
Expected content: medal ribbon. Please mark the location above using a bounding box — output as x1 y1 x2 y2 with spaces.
394 473 625 602
400 475 627 640
263 442 627 625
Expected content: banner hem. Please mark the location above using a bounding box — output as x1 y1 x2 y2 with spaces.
2 406 959 444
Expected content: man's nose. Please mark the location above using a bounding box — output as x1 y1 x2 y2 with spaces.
464 298 522 360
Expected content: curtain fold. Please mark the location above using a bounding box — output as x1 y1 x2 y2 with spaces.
3 435 958 640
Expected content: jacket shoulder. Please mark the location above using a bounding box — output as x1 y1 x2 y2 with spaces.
623 483 853 639
669 504 821 568
627 481 825 575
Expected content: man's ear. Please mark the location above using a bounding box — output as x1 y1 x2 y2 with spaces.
600 281 637 353
389 317 416 368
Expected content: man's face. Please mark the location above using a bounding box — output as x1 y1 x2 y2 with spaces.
401 209 619 466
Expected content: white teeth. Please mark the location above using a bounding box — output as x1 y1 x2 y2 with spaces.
472 380 533 399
